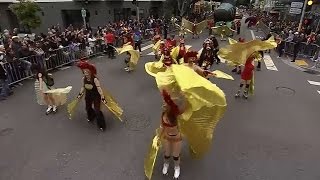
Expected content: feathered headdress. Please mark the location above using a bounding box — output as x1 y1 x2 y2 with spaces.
239 38 245 42
162 48 173 66
76 61 97 75
161 90 180 116
183 51 198 63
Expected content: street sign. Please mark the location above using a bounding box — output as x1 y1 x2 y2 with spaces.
291 2 304 8
289 7 302 14
81 8 86 18
274 2 286 10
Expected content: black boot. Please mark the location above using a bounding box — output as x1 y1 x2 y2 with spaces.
96 111 106 131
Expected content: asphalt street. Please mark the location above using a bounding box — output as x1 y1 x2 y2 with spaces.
1 20 320 180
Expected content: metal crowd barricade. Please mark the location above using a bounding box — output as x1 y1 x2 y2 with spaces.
3 42 107 86
300 42 319 58
283 41 295 56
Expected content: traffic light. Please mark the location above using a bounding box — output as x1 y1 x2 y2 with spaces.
307 0 313 5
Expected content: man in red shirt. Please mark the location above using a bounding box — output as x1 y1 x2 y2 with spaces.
104 29 115 58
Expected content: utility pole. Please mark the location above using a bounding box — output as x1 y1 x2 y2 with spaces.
132 0 140 21
298 0 308 32
81 8 86 28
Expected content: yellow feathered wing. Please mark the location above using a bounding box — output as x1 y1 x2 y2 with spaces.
195 20 207 34
144 128 162 180
144 65 227 179
152 40 161 54
181 18 194 34
67 96 82 120
212 25 235 37
212 70 234 80
102 89 123 121
67 88 123 121
218 36 277 65
118 44 140 69
170 65 227 158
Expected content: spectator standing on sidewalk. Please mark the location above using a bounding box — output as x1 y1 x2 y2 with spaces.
0 49 13 101
291 32 302 62
104 29 115 58
133 30 142 54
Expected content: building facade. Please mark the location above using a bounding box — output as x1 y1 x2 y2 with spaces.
0 0 165 33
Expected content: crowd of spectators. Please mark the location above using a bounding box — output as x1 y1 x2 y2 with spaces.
246 9 320 63
0 16 170 101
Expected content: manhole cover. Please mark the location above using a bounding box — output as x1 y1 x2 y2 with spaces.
124 113 150 131
0 128 14 136
276 87 295 96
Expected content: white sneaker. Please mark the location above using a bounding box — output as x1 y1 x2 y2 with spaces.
124 67 129 70
173 166 180 179
162 162 169 175
46 106 52 114
52 106 57 113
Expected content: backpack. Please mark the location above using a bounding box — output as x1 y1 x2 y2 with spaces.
44 74 54 87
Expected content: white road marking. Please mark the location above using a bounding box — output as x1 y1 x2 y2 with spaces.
307 80 320 86
147 52 155 55
318 90 320 95
250 30 256 40
58 66 71 70
263 54 278 71
141 44 153 51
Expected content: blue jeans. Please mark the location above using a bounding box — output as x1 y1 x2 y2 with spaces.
0 78 10 98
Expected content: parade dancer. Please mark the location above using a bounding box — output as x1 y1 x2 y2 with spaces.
32 64 72 115
67 61 123 130
75 61 107 131
192 19 198 39
231 38 245 74
144 64 227 180
160 89 184 179
183 51 215 78
176 39 187 62
123 33 134 72
218 36 277 99
235 53 255 99
199 39 214 70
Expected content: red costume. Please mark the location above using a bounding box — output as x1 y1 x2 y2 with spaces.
241 57 254 80
177 39 186 60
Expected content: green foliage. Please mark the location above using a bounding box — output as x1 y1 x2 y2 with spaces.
163 0 178 19
236 0 252 6
9 0 41 29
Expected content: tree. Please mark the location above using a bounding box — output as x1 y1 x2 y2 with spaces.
177 0 193 17
9 0 41 30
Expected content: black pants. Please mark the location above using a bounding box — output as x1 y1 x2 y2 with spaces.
237 27 240 35
257 61 261 69
293 49 299 61
107 43 115 58
85 96 106 129
134 41 141 52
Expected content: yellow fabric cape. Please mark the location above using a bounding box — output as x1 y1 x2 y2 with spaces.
212 25 235 38
170 45 192 64
152 40 161 54
182 18 207 35
218 36 277 65
212 70 234 80
116 44 140 69
144 65 227 179
67 88 123 121
35 83 72 106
